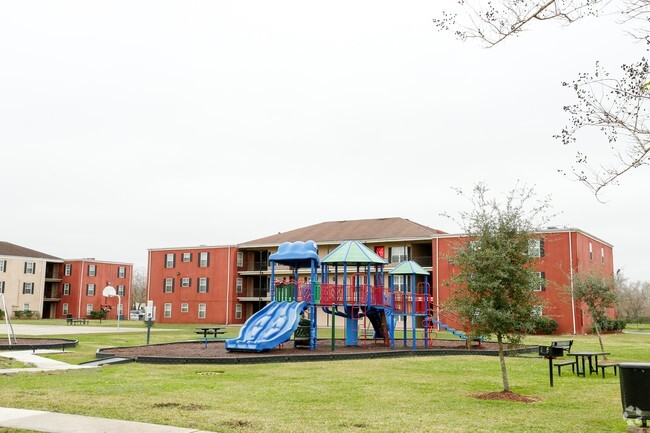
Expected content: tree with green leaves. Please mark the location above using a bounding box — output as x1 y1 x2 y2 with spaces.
445 183 551 392
571 267 618 355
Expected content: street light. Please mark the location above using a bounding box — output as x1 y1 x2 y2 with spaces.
102 285 121 331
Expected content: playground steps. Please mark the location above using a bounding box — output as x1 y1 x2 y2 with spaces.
427 319 468 340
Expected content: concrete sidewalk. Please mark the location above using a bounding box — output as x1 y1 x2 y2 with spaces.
0 350 96 374
0 408 216 433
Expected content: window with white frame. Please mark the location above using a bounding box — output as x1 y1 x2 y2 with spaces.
236 278 243 293
62 303 69 315
23 303 30 311
117 285 125 296
198 303 206 319
589 242 593 261
24 262 36 274
198 277 208 293
118 266 126 278
163 278 174 293
64 263 72 276
88 264 96 276
393 275 405 292
86 284 95 296
181 277 191 288
0 281 4 293
164 303 172 318
601 247 605 264
237 252 244 267
182 252 192 262
118 304 123 316
390 246 409 264
181 303 189 313
0 260 6 272
235 303 242 319
86 303 93 315
22 282 34 295
533 272 546 291
199 252 209 267
63 283 70 295
528 238 545 258
532 306 543 317
165 253 175 268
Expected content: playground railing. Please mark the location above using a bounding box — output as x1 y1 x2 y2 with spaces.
393 292 430 314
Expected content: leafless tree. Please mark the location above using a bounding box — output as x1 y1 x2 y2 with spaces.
131 267 147 309
616 277 650 327
434 1 650 197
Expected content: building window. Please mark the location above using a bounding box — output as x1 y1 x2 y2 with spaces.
163 278 174 293
86 304 93 315
528 238 545 258
237 252 244 267
22 282 34 295
199 252 209 267
182 252 192 262
589 242 593 261
23 303 30 311
63 283 70 295
164 303 172 318
64 263 72 276
165 253 175 268
118 304 124 316
87 264 96 277
393 275 405 292
86 284 96 296
374 246 385 258
117 285 125 296
198 277 208 293
0 281 4 293
390 246 408 264
532 306 543 317
0 260 6 272
181 303 189 313
533 272 546 291
24 262 36 274
235 304 242 320
181 277 191 288
62 303 69 315
118 266 126 278
236 278 243 293
601 247 605 264
198 303 206 319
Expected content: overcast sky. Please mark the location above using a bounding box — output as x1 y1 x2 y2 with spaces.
1 2 647 281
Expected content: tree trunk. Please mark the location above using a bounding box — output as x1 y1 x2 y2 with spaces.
594 322 607 360
497 333 510 392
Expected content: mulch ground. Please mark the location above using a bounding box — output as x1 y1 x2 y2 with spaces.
100 338 504 359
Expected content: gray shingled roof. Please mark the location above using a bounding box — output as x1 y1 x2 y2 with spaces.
0 242 62 261
240 217 445 247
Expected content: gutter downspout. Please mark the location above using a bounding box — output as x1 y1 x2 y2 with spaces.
568 230 576 335
226 247 231 325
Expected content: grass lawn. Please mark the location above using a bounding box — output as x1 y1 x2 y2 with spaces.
0 325 648 433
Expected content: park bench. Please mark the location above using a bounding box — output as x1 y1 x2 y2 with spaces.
551 340 573 353
554 360 577 376
66 317 89 325
598 362 619 378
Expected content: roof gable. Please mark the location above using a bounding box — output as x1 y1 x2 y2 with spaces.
0 242 62 261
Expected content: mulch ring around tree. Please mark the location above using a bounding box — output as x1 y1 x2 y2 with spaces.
472 390 541 403
0 338 78 351
97 338 538 364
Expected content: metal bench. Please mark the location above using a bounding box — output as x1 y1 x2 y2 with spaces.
554 360 577 376
551 340 573 353
598 362 619 378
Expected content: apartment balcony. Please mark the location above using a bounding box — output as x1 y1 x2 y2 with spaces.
236 288 270 302
43 289 61 302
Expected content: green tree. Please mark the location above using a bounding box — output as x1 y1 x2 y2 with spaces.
446 183 551 392
571 267 618 355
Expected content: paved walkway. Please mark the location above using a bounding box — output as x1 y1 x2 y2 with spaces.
8 323 157 336
0 349 95 374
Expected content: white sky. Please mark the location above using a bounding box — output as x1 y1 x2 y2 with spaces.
1 2 647 281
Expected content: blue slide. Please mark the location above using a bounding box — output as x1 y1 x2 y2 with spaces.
225 301 308 352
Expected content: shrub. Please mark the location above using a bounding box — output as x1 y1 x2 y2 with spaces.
0 309 4 320
532 316 559 335
14 310 40 319
591 319 627 333
89 310 108 320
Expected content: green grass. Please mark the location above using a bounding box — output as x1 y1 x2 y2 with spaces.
0 328 648 433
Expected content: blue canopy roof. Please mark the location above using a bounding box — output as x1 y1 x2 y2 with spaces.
268 240 320 268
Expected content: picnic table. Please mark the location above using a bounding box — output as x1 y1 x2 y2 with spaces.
570 351 610 377
195 327 226 347
66 317 89 325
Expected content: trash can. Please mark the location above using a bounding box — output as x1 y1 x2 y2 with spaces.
619 363 650 426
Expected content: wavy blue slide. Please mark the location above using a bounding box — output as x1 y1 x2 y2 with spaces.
225 301 308 352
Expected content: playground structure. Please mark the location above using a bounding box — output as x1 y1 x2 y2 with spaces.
226 240 473 352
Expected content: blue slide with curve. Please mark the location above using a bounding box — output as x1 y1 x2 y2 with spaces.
225 301 308 352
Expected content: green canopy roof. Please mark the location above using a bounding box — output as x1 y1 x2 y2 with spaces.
388 260 430 275
321 241 388 265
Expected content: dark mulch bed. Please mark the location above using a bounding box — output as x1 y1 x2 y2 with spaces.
0 338 78 351
472 390 541 403
98 338 537 364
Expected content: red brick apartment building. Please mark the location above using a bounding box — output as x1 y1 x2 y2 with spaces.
0 242 132 320
146 218 614 334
